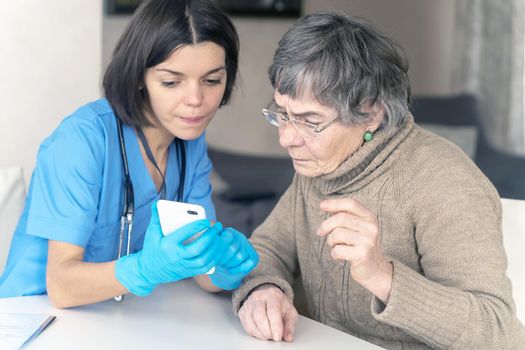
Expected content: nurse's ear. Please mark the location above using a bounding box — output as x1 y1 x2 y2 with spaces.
138 84 146 98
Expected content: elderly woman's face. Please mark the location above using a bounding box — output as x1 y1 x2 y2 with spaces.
275 91 373 177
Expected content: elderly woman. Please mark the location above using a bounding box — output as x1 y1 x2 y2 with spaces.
232 11 525 349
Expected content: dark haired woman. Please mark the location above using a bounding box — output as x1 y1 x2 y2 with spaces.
0 0 258 307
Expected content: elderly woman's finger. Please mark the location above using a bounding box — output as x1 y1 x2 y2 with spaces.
316 211 363 236
331 243 365 261
239 303 267 340
320 197 375 221
266 299 285 341
253 301 273 340
325 227 361 247
282 305 299 342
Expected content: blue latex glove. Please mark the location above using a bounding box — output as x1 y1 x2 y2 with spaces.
209 227 259 290
115 202 223 296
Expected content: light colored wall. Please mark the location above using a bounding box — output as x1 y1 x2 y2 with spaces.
211 0 457 155
306 0 456 95
0 1 103 184
206 18 296 157
102 0 456 156
0 1 457 180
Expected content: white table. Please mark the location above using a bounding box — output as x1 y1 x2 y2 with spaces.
0 280 382 349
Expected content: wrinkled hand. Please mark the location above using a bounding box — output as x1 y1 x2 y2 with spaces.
317 198 393 303
115 202 222 296
210 228 259 290
238 284 298 342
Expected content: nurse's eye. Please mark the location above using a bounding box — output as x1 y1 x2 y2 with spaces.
203 78 223 86
161 81 180 88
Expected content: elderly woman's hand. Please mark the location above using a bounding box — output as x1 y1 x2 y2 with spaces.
317 198 393 304
238 284 299 342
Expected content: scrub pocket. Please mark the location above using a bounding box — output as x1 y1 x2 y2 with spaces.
84 220 121 262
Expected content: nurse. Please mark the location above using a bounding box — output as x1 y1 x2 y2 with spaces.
0 0 258 307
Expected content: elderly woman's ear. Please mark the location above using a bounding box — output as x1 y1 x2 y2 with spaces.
362 102 385 133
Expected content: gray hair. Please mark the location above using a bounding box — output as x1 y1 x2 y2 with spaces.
269 11 411 130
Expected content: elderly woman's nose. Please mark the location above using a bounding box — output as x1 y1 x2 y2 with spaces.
278 123 303 148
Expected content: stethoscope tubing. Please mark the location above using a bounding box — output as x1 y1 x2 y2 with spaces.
113 116 185 302
115 117 134 302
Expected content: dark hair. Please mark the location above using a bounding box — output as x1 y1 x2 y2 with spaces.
103 0 239 127
269 11 411 130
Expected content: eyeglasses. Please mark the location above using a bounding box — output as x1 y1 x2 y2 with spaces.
261 101 339 138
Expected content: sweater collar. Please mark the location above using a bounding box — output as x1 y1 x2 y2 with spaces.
312 113 415 195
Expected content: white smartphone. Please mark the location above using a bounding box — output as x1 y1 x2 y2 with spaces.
156 200 215 274
157 200 206 237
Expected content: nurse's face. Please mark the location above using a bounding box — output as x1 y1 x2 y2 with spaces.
143 41 227 140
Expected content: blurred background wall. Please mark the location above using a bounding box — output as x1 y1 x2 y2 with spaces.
0 1 102 184
103 0 457 157
1 0 523 183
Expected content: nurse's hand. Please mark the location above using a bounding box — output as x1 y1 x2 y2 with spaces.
238 284 298 342
115 202 222 296
209 228 259 290
317 198 393 304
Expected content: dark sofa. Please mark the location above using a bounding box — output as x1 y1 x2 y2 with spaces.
209 148 293 236
410 94 525 200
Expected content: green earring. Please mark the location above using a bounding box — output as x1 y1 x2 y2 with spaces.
363 130 373 142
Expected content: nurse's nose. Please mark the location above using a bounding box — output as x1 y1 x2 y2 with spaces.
184 83 204 107
278 123 304 149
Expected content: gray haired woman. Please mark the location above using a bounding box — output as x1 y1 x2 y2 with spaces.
232 11 525 349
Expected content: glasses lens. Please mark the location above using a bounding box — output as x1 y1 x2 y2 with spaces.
261 107 319 138
292 122 317 138
262 109 281 127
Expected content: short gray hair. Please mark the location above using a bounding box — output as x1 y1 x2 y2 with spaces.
269 11 411 130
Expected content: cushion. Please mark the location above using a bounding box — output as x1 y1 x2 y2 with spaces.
419 123 478 159
208 147 294 200
0 167 26 272
212 193 278 236
501 198 525 323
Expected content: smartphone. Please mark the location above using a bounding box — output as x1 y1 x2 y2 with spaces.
156 200 215 274
157 200 206 237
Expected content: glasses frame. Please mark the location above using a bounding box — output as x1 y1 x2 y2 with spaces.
261 108 339 138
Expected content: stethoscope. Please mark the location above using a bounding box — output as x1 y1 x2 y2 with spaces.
114 116 186 302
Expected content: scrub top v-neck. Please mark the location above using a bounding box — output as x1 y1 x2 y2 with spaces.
0 99 216 297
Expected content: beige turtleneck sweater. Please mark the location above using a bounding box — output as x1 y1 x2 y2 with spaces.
232 114 525 349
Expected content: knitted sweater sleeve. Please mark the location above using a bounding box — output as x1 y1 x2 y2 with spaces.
371 151 525 349
232 178 299 313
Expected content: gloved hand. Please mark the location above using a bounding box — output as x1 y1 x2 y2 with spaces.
115 202 223 296
209 227 259 290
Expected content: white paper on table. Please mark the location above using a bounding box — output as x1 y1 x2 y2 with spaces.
0 313 55 350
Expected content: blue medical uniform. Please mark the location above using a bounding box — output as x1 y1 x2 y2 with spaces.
0 99 216 297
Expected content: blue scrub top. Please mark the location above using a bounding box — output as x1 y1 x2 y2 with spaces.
0 99 216 297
